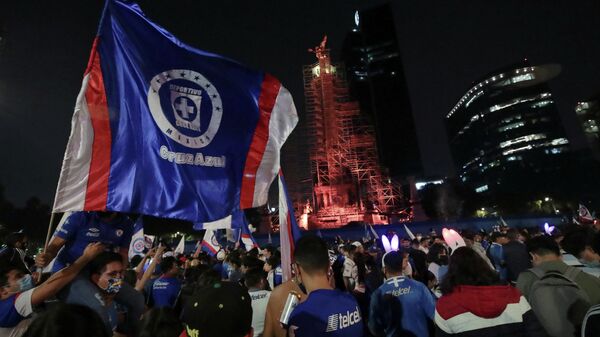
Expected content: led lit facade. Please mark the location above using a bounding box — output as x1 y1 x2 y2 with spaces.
575 94 600 161
445 62 570 198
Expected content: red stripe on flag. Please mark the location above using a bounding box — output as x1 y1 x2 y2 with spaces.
84 39 111 210
240 74 280 208
286 209 295 259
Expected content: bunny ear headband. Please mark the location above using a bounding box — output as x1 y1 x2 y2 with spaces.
442 228 466 254
381 234 399 253
544 222 555 235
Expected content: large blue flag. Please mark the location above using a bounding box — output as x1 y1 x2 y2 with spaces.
52 0 298 223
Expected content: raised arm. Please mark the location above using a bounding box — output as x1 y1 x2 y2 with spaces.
31 242 105 305
135 245 165 292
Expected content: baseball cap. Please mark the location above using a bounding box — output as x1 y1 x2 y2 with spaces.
181 282 252 337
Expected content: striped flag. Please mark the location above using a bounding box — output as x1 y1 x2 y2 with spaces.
278 171 302 281
579 204 594 223
201 229 221 256
241 220 259 251
51 0 298 223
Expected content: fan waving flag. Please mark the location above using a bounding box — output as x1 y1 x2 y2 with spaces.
52 0 298 223
278 171 302 281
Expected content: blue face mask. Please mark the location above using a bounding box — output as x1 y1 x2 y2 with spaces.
17 274 34 292
104 277 123 294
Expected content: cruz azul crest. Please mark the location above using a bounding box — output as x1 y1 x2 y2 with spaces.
147 69 223 148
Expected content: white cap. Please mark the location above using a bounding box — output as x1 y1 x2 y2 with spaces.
351 241 363 248
216 250 226 261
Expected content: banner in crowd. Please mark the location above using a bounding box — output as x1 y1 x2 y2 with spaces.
52 0 298 223
128 217 154 259
201 229 221 256
278 171 302 281
579 204 594 223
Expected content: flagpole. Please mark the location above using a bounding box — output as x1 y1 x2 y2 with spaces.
43 212 57 253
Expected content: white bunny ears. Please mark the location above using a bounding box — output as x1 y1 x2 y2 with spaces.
442 228 466 253
381 234 399 253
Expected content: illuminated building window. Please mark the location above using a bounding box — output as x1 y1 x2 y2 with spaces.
550 138 569 146
498 121 525 133
465 91 484 108
530 100 553 108
545 147 563 154
503 145 533 156
506 155 522 161
475 185 489 193
510 73 535 83
500 133 547 148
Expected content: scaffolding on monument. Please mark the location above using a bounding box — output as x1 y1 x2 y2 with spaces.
303 36 406 228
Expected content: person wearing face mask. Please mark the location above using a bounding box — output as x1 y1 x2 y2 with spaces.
62 251 126 335
0 243 104 337
34 211 143 335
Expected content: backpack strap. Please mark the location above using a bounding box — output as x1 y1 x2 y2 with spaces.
529 267 546 279
563 266 582 282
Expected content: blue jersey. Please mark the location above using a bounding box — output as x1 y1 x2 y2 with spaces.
0 290 33 328
288 289 364 337
369 276 435 337
151 276 181 308
53 212 134 272
488 243 507 280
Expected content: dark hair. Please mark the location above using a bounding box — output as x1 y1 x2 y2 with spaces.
506 228 520 241
265 256 280 268
130 255 143 268
242 255 263 272
490 232 507 242
526 235 560 256
562 227 599 257
122 269 137 287
353 252 366 284
294 235 330 275
263 244 275 255
4 232 26 248
244 268 266 288
23 303 110 337
159 256 177 275
197 269 220 288
140 307 183 337
427 243 447 264
89 252 123 276
227 252 242 268
440 247 500 295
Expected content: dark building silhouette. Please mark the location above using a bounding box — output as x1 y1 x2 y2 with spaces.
575 93 600 161
341 3 422 178
445 62 577 207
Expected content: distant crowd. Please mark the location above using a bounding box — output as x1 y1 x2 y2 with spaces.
1 211 600 337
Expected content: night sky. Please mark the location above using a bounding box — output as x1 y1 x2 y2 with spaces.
1 0 599 206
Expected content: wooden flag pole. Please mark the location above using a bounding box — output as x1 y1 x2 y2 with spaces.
43 212 57 252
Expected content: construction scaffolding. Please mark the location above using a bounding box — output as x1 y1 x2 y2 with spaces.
303 36 408 228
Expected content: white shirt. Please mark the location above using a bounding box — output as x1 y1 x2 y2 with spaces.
249 289 271 337
0 289 34 337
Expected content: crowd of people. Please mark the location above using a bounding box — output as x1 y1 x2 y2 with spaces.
1 211 600 337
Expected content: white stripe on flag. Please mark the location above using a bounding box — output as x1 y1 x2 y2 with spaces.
279 174 293 282
251 87 298 207
53 75 94 212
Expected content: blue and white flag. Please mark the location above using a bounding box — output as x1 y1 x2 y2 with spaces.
278 171 302 281
201 229 221 256
241 218 259 251
52 0 298 223
128 218 154 259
